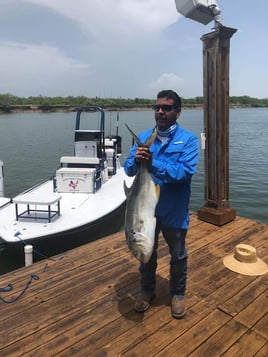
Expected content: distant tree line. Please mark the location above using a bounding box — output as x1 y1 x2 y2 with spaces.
0 93 268 113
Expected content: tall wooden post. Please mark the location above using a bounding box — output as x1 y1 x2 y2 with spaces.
197 26 237 226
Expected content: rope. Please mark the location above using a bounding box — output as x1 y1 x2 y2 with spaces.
0 231 67 304
14 231 57 261
0 274 39 303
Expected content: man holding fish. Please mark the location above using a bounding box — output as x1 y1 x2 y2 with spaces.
124 89 198 319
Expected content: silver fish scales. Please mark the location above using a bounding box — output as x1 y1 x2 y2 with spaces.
124 125 160 263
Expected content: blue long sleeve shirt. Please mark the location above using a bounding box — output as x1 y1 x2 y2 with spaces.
124 123 199 229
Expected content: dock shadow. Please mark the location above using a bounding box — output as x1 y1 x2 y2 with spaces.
114 272 170 322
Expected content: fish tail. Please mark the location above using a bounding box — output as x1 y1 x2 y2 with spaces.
123 180 130 197
125 124 157 147
144 127 157 147
125 124 143 146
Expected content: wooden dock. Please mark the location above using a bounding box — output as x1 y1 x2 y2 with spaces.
0 213 267 356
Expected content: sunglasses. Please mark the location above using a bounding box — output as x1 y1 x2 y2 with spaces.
152 104 178 112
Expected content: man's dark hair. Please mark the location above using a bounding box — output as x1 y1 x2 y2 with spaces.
157 90 181 109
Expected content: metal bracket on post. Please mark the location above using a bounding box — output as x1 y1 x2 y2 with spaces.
174 0 222 27
208 1 222 28
200 133 206 150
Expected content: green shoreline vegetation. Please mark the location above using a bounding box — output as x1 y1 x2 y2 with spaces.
0 93 268 113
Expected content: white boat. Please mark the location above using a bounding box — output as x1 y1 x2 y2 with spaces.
0 106 131 244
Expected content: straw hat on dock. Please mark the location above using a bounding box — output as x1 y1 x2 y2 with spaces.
223 244 268 276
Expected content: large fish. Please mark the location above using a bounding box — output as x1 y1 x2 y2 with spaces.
124 125 160 264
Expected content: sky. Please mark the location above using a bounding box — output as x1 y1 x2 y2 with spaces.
0 0 267 99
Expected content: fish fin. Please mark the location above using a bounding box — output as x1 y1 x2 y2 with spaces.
125 123 143 146
155 184 160 200
123 180 131 197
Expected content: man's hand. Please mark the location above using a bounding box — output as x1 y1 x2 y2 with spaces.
135 147 152 163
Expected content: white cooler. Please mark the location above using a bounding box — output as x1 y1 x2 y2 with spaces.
56 167 96 193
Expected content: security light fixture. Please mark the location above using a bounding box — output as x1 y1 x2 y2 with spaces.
174 0 222 27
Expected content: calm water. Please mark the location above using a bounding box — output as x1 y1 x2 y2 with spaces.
0 108 267 273
1 108 267 223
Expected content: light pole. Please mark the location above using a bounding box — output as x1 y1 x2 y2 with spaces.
175 0 237 225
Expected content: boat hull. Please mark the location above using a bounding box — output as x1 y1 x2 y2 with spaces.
0 167 132 243
0 200 126 274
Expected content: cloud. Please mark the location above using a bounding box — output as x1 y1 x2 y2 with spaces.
3 0 210 99
0 41 90 96
147 73 184 97
0 0 183 97
25 0 179 42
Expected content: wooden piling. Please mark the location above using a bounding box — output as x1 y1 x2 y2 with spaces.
198 26 237 226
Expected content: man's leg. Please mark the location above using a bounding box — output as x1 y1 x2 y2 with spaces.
162 226 188 318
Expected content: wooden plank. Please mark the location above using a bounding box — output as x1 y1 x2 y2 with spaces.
188 216 248 253
218 278 268 317
0 214 267 356
0 257 138 348
233 293 268 338
253 342 268 357
199 271 256 309
0 248 132 320
5 269 170 356
0 251 170 355
129 309 231 356
221 329 267 357
0 231 126 285
75 294 204 356
253 313 268 340
189 222 268 299
188 319 248 356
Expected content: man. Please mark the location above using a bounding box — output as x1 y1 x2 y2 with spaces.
124 90 198 318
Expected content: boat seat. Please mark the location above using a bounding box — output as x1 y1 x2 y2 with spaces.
75 140 98 158
60 156 100 167
74 130 102 158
